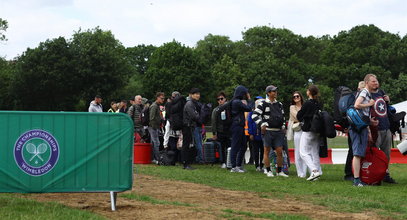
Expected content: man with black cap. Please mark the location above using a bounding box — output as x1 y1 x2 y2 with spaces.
252 85 288 177
181 88 201 170
88 95 103 112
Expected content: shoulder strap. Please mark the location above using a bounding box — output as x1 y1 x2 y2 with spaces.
131 104 136 118
259 100 268 113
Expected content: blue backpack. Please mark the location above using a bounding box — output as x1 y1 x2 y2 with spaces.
346 90 371 132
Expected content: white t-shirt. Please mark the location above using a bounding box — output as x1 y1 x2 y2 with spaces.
357 88 371 117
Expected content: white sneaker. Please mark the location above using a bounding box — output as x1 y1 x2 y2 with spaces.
277 172 289 177
220 163 227 169
230 167 245 173
307 171 321 181
237 167 246 173
230 167 239 173
256 166 261 172
266 171 274 177
263 168 268 174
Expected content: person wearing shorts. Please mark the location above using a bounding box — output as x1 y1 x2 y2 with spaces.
350 74 378 187
252 85 288 177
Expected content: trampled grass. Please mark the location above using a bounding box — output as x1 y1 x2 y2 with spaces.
0 194 105 220
222 208 310 220
121 193 195 207
135 163 407 219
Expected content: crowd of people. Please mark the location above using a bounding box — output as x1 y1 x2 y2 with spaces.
88 73 399 187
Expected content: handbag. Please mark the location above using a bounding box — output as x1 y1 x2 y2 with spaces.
292 122 301 132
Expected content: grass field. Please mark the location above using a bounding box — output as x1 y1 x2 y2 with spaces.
0 133 404 219
135 163 407 219
0 194 105 220
0 163 405 219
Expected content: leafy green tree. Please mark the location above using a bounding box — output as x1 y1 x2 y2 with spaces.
211 55 244 100
242 26 302 59
123 44 157 98
71 27 133 109
12 37 77 110
126 44 156 76
237 26 309 109
12 27 132 111
0 18 8 42
0 58 14 109
381 73 407 104
196 34 235 67
143 41 207 101
320 25 400 88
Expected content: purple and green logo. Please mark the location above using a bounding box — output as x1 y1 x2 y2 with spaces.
14 129 59 176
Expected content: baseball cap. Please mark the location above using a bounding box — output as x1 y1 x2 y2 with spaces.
190 88 200 94
265 85 278 93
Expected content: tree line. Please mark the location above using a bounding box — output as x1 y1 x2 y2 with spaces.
0 20 406 113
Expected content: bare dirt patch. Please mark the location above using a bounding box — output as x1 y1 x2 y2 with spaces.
22 174 381 220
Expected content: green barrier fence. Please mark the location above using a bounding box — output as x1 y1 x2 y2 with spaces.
0 111 134 210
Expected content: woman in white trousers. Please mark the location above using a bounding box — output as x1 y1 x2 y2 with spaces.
288 91 308 178
297 85 322 181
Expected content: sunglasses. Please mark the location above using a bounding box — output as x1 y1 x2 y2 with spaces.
293 95 300 99
217 97 225 101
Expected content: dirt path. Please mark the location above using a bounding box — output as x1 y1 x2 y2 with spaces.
23 174 381 220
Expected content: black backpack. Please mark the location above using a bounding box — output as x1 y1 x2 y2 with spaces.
389 110 406 135
333 86 354 128
200 103 213 125
158 150 176 166
264 101 284 129
141 106 150 126
311 110 337 138
169 96 187 130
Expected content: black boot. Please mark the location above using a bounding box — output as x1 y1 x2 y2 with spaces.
383 173 397 184
183 162 195 170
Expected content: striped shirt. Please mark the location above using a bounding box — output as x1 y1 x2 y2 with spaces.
252 98 285 131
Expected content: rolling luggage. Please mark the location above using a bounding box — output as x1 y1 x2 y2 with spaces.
202 140 221 163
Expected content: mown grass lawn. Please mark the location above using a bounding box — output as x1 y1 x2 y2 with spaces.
136 163 407 219
0 194 105 220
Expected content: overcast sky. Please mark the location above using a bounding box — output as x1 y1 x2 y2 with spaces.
1 0 407 59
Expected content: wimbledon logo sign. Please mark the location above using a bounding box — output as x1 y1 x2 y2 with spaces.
14 129 59 176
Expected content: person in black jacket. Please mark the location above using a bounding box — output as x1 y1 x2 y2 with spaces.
181 88 201 170
211 92 230 168
229 85 253 173
296 85 322 181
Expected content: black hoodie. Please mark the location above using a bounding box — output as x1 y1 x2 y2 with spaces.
231 85 253 127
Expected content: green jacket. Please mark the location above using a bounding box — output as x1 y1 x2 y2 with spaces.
149 102 162 129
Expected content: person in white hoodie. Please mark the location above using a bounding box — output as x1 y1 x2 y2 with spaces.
88 95 103 112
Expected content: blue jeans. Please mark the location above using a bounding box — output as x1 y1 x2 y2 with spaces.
148 127 160 161
193 126 203 162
